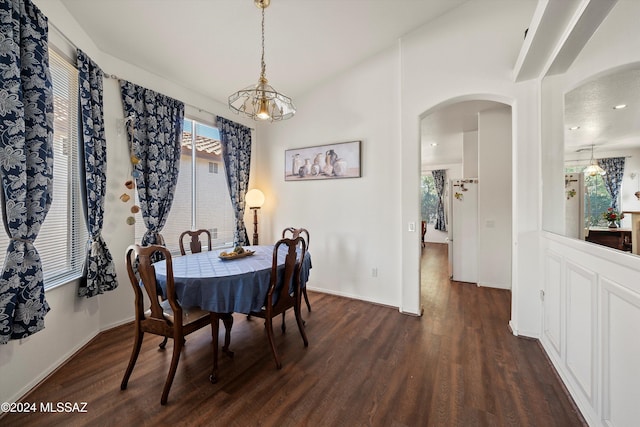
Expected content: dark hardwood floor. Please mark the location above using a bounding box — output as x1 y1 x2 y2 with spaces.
2 243 586 426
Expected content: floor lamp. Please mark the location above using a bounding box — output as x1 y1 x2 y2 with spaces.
245 189 265 245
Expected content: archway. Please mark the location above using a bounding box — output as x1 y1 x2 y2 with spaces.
419 96 514 310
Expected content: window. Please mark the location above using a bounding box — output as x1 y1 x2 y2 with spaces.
0 49 88 289
421 174 439 224
565 165 614 226
134 119 235 254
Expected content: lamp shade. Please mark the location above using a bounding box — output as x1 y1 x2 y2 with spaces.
583 162 606 176
246 189 265 208
583 144 606 176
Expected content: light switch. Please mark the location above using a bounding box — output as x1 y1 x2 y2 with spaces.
408 222 416 232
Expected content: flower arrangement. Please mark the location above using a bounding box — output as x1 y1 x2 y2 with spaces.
602 207 624 222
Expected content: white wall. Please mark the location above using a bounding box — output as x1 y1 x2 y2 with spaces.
260 1 537 315
540 1 640 425
463 130 478 178
478 107 512 289
399 0 539 325
258 45 402 306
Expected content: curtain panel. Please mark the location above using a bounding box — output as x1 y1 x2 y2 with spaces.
598 157 625 212
0 0 53 344
77 49 117 298
216 116 252 246
432 169 447 232
120 81 184 247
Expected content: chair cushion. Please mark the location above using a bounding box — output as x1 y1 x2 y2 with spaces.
145 299 210 325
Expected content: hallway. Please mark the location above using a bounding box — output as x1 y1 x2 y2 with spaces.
419 242 585 425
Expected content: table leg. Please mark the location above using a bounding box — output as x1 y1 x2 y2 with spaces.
209 313 219 384
221 313 234 358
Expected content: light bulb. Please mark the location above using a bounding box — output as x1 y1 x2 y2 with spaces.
256 98 270 120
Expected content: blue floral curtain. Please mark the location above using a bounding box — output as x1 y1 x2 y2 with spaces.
432 169 447 231
598 157 625 211
0 0 53 344
217 116 251 246
120 81 184 246
77 49 117 298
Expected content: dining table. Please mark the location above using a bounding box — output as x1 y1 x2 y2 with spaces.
153 244 312 381
153 244 312 314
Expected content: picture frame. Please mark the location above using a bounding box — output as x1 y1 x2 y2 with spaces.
285 140 361 181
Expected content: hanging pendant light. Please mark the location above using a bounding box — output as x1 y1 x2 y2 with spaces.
228 0 295 122
583 144 606 176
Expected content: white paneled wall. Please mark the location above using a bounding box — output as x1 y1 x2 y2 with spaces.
564 261 596 407
541 233 640 426
543 251 562 355
600 278 640 426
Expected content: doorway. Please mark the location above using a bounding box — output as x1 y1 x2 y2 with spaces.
419 98 513 306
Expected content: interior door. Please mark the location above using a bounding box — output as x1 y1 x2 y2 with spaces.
564 172 585 239
450 179 478 283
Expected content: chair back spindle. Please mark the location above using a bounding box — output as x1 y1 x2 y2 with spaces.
281 227 311 312
179 229 212 256
250 237 309 369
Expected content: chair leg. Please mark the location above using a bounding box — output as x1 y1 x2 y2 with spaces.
265 317 282 369
303 287 311 312
281 312 286 333
121 328 144 390
159 336 168 349
221 313 234 358
210 314 220 384
160 332 184 405
294 303 309 347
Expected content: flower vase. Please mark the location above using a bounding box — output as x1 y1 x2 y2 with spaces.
608 221 618 228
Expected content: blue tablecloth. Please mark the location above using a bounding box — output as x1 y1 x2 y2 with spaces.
154 245 311 314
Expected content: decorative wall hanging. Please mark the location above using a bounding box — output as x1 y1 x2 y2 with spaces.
284 140 361 181
122 115 141 225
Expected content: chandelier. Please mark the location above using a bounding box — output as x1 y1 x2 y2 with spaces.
228 0 295 122
583 144 606 176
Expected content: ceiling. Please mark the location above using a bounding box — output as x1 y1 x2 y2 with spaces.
564 65 640 155
59 0 634 167
59 0 468 104
58 0 552 167
421 100 507 167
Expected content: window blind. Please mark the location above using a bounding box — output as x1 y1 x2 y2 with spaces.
0 49 88 289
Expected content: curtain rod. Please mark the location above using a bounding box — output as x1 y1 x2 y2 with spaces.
565 155 632 163
48 19 255 130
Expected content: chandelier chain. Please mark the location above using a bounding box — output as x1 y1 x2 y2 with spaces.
260 6 266 79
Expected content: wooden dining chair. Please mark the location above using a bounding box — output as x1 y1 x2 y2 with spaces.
282 227 311 312
121 244 219 405
249 237 309 369
179 229 212 256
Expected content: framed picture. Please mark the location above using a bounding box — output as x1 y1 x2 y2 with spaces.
285 140 361 181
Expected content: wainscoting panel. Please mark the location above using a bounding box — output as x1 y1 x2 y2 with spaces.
600 278 640 427
543 250 563 357
565 261 597 406
542 233 640 426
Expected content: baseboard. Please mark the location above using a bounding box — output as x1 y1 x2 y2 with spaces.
5 332 98 407
305 286 398 310
538 338 592 426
